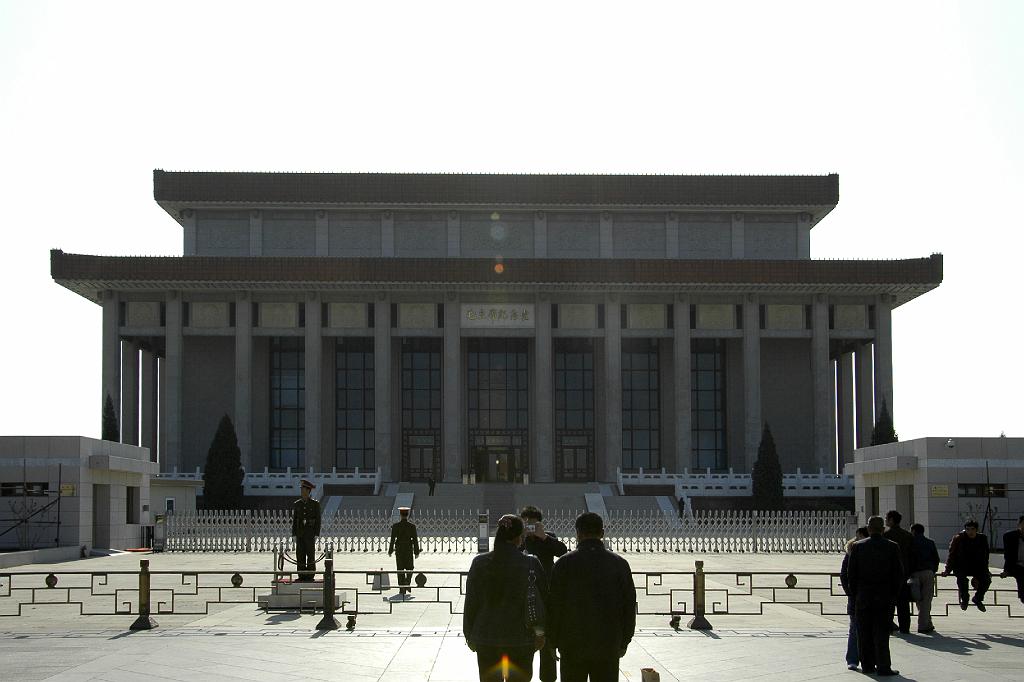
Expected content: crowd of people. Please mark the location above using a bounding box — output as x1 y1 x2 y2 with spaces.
839 511 1024 676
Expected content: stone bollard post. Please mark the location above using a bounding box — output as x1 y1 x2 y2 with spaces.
316 553 339 630
477 512 489 553
687 560 712 630
130 559 158 630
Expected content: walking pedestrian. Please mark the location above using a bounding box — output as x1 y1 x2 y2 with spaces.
941 519 992 611
883 510 914 634
464 514 547 682
547 512 637 682
520 506 568 682
840 526 869 670
291 479 321 582
999 515 1024 605
848 515 902 677
908 523 940 633
388 507 421 598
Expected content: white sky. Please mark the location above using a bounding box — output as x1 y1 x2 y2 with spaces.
0 1 1021 441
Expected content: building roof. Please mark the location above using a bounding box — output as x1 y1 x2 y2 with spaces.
51 250 942 307
153 170 840 222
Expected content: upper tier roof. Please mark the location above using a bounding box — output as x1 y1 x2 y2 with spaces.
154 171 839 224
51 250 942 308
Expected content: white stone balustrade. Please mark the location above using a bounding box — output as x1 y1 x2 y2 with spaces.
155 466 382 495
617 467 853 497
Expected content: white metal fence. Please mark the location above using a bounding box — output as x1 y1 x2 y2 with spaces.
165 509 854 554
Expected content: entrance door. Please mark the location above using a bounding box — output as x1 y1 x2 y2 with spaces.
556 433 594 481
402 432 440 481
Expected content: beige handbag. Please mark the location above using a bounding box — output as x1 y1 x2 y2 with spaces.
641 668 661 682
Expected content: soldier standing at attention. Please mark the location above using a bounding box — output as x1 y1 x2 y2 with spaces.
389 507 421 598
291 479 321 582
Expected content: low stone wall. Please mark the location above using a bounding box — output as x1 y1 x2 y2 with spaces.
0 545 82 569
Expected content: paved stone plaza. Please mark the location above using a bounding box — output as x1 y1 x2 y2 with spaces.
2 551 1022 681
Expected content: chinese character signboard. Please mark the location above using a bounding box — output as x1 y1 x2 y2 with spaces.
461 304 535 328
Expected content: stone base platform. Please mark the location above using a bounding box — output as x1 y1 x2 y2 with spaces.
257 578 345 611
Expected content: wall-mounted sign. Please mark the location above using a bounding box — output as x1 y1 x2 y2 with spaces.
60 484 76 497
461 304 535 328
930 485 949 498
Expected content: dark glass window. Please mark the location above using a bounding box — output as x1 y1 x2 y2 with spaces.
555 340 594 431
401 338 442 431
691 338 726 470
270 337 304 470
467 339 529 431
622 339 659 471
335 337 374 471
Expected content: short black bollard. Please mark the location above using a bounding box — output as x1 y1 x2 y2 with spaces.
130 559 157 630
687 560 712 630
316 556 339 630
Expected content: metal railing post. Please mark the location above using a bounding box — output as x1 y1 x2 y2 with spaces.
687 560 712 630
316 552 339 630
130 559 157 630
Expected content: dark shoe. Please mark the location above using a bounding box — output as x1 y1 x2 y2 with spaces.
959 600 969 611
974 601 986 612
876 669 899 677
861 668 876 675
847 664 859 670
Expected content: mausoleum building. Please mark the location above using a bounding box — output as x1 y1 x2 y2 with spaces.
51 171 942 485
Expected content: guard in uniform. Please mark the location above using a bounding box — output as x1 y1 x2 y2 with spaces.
291 479 322 581
388 507 421 597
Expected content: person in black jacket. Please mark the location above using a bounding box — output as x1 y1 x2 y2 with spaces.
941 519 991 611
908 523 940 633
547 512 637 682
840 526 869 670
883 509 914 634
999 515 1024 605
520 506 568 682
464 514 547 682
848 515 903 677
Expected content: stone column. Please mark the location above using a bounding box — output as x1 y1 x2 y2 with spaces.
855 343 874 449
140 349 157 461
837 352 855 471
381 211 395 257
666 212 679 258
101 291 120 438
599 213 614 258
315 210 329 256
181 210 197 256
533 211 547 258
673 297 692 471
811 295 834 473
603 295 622 480
121 341 139 445
742 295 761 472
374 294 392 481
446 211 460 257
162 292 183 473
873 294 894 422
234 293 253 472
249 210 263 256
533 297 554 482
443 295 462 482
304 293 322 472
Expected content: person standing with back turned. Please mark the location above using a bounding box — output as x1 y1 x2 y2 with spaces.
547 512 637 682
883 509 914 634
389 506 421 598
848 515 903 677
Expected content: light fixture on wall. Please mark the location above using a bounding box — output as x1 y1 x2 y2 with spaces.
945 438 956 449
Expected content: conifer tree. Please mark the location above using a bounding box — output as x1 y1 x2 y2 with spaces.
751 423 785 510
202 415 244 509
871 400 899 445
101 393 119 442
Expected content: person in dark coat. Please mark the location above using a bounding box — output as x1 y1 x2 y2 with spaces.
908 523 940 633
547 512 637 682
388 507 421 597
840 526 869 670
848 515 903 677
519 506 568 682
291 479 321 582
941 519 991 610
999 515 1024 605
464 514 547 682
427 476 436 496
883 509 914 633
